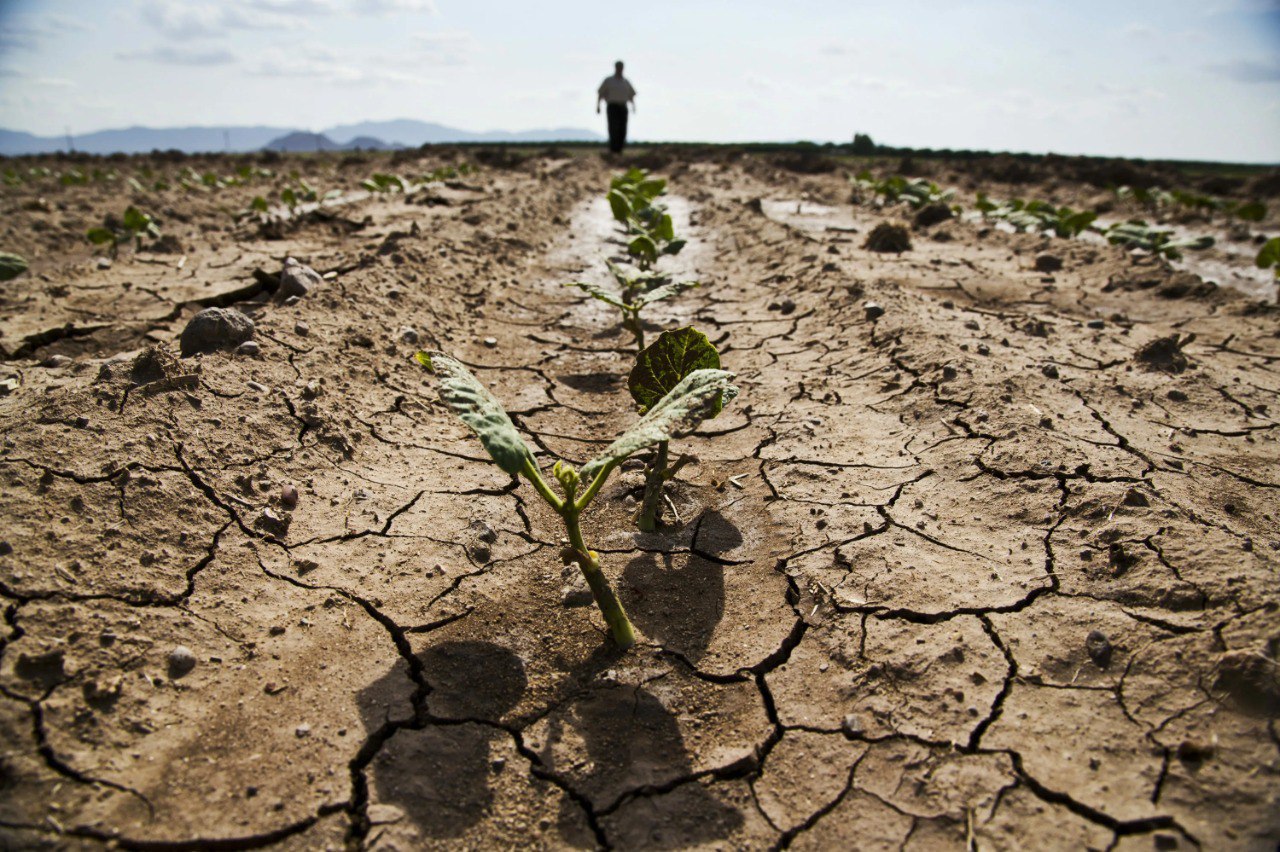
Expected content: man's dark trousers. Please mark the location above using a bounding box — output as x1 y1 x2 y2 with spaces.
606 104 628 153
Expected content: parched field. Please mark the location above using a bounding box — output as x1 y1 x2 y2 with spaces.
1 147 1277 850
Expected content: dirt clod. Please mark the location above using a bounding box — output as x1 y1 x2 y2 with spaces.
864 221 911 253
1085 630 1113 668
913 203 953 229
1035 254 1064 272
1134 333 1195 373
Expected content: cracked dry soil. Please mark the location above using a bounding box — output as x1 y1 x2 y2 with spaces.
1 149 1278 851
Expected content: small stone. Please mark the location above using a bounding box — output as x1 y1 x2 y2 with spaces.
1167 389 1188 402
246 381 268 393
295 321 310 336
1087 319 1105 329
561 585 593 608
281 484 298 509
841 713 862 737
862 301 885 321
295 723 311 738
269 625 286 636
301 379 321 400
1041 364 1059 379
469 543 491 564
1121 488 1150 507
168 645 197 678
236 341 260 356
96 257 112 269
41 354 72 368
367 804 406 825
0 541 11 556
490 757 507 772
483 336 498 348
398 326 419 344
278 257 324 300
1085 630 1113 669
470 520 497 544
74 415 90 429
180 307 254 356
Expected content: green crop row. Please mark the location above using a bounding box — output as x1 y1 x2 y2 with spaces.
417 168 735 649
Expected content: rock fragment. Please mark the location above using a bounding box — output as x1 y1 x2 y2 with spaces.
278 257 323 300
180 307 254 357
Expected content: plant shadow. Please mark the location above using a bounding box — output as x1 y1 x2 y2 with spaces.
622 509 740 662
357 630 743 846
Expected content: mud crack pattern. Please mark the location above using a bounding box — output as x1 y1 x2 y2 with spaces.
1 151 1277 850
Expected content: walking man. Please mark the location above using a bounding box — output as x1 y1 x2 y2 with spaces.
597 61 636 154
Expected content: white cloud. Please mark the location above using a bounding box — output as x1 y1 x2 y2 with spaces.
408 30 474 65
118 46 238 66
351 0 439 13
1208 59 1280 83
137 0 303 38
255 55 417 86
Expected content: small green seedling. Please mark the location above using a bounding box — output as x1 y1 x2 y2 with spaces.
628 327 733 531
1104 220 1214 261
976 194 1096 237
361 173 410 193
86 206 160 258
1256 237 1280 280
0 252 29 282
418 350 738 648
566 267 697 351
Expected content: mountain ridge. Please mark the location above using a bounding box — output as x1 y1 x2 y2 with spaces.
0 119 604 156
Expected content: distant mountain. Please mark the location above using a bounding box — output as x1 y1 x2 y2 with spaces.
263 132 342 153
0 118 603 156
322 119 603 146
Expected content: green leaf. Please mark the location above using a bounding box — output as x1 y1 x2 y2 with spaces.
0 252 29 282
661 238 687 256
1234 201 1266 222
633 279 698 308
122 206 151 233
565 281 628 310
627 234 658 264
607 189 631 223
414 351 434 370
654 212 675 242
637 177 666 200
86 227 116 245
582 369 739 482
250 196 269 212
1256 237 1280 271
281 187 298 207
629 327 721 413
425 351 535 477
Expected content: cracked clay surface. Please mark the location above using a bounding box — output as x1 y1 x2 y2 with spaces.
1 149 1278 850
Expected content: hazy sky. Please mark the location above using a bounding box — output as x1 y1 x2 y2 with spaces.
1 0 1278 162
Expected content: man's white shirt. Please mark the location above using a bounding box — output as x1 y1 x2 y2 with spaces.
598 75 636 105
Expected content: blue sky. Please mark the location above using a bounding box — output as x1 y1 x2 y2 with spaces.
0 0 1278 161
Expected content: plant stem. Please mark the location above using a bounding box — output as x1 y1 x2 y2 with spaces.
562 507 636 649
637 440 667 532
624 311 645 351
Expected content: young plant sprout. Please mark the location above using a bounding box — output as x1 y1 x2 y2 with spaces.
0 252 29 282
975 194 1097 237
1103 221 1214 261
628 327 734 532
1256 237 1280 281
86 206 161 258
418 350 738 648
565 266 697 351
608 168 686 268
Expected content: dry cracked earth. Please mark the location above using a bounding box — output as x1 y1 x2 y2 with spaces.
0 149 1278 851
